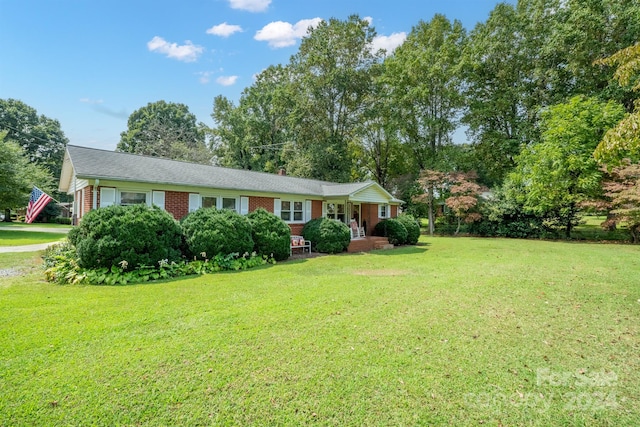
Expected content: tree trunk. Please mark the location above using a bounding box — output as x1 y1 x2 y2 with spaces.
3 209 11 222
428 186 434 236
455 216 461 236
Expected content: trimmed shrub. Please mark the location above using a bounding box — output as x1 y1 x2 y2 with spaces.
302 218 350 254
374 218 408 245
181 208 254 258
247 208 291 261
68 204 183 269
396 214 421 245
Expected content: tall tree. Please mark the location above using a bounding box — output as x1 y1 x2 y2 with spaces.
382 14 466 234
285 15 382 182
462 3 526 186
211 65 293 172
0 131 53 221
594 42 640 165
118 101 211 164
508 96 625 237
0 98 68 180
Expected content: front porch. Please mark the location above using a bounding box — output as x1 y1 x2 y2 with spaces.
347 236 393 253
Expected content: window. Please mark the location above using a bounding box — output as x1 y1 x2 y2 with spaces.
222 197 237 211
120 191 147 206
281 201 291 221
326 203 346 222
280 200 305 223
378 204 389 218
202 196 217 209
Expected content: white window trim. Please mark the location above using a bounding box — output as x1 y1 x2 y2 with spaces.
117 189 152 207
378 203 389 219
279 198 306 224
195 194 241 212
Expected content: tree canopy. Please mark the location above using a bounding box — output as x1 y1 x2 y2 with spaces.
0 98 68 180
118 101 211 164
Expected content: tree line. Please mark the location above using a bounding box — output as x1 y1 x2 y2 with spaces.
2 0 639 235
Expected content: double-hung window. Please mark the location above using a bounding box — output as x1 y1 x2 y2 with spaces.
280 200 304 222
120 191 148 206
378 203 389 219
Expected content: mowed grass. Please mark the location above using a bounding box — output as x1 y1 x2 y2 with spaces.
0 230 66 246
1 238 639 426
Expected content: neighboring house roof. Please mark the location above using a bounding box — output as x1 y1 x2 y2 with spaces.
59 145 402 202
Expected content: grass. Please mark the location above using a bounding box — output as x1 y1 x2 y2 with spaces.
0 230 67 246
0 222 71 229
1 237 639 425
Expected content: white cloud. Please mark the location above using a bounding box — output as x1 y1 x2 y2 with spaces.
363 16 373 25
228 0 270 12
254 18 322 48
370 32 407 54
197 71 213 84
147 36 204 62
206 22 243 37
216 75 238 86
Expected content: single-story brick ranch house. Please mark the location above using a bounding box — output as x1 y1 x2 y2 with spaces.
58 145 402 236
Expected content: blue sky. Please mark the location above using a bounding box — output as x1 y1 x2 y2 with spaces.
1 0 512 151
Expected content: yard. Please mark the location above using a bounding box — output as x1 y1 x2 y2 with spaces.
1 237 639 425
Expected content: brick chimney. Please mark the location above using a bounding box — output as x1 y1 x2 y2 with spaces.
277 168 286 176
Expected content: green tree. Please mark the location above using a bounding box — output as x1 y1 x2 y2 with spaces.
118 101 211 164
211 65 293 172
508 96 625 237
594 42 640 165
285 15 382 182
0 98 69 180
462 3 526 186
383 14 466 234
0 131 53 221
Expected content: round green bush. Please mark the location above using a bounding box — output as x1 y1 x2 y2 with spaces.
247 208 291 261
396 214 421 245
374 218 408 245
69 204 183 269
302 217 350 254
181 208 254 258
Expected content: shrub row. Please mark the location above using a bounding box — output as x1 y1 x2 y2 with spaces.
302 217 351 254
68 205 290 272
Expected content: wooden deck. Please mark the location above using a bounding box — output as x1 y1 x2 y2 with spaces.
347 236 393 253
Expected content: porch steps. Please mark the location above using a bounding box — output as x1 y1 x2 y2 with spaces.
347 236 393 253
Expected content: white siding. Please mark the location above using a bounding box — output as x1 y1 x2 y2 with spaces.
352 186 390 203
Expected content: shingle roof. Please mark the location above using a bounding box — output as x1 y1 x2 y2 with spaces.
64 145 378 198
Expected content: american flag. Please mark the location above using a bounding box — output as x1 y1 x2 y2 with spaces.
25 186 52 224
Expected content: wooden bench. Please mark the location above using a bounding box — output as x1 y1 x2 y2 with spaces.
290 235 311 255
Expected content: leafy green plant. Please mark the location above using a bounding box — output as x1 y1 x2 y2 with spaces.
395 214 421 244
374 218 408 245
181 208 254 258
302 217 350 254
247 208 291 261
68 204 183 269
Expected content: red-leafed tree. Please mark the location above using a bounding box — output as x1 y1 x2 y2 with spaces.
602 161 640 243
445 172 484 235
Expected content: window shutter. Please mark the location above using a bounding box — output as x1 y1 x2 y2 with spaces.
100 188 115 207
188 193 201 212
274 199 281 217
152 191 165 209
322 202 327 217
305 200 312 222
240 196 249 215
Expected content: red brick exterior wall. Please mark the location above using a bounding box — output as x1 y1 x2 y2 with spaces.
165 191 189 220
83 186 93 217
289 224 305 235
391 205 398 218
249 196 275 213
311 200 323 219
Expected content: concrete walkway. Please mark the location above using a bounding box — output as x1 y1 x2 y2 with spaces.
0 225 69 253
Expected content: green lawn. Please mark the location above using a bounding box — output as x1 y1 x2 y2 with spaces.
0 222 71 229
0 230 66 246
1 238 639 426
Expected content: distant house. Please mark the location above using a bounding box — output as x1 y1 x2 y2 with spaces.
58 145 401 235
